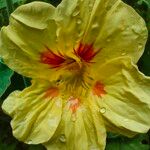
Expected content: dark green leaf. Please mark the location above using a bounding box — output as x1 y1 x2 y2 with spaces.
0 59 13 98
28 145 46 150
106 134 150 150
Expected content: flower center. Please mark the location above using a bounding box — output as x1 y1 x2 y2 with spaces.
40 42 101 70
40 43 101 94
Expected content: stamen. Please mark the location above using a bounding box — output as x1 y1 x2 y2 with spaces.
93 81 106 97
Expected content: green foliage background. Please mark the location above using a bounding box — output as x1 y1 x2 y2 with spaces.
0 0 150 150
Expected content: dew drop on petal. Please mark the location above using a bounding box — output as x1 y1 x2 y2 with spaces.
27 140 33 144
77 19 82 24
124 118 129 122
119 26 125 31
72 10 80 17
106 38 111 42
121 52 126 56
138 44 143 50
131 25 141 35
92 23 99 29
18 106 24 111
142 28 146 32
90 146 99 150
55 100 61 107
71 113 77 122
100 107 106 114
59 134 66 143
122 31 128 36
143 36 147 40
89 3 93 8
55 39 58 43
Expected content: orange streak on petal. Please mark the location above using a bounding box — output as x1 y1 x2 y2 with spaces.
45 87 59 98
68 97 80 113
93 81 106 97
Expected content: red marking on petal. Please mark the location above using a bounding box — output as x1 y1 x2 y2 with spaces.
45 87 59 98
93 81 106 97
74 43 101 63
40 47 65 68
68 97 80 113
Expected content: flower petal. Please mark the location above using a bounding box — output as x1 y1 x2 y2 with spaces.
0 2 64 81
44 98 106 150
91 57 150 137
55 0 98 53
2 80 62 144
84 0 147 64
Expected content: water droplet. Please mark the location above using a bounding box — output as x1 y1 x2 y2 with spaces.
27 140 32 144
59 134 66 143
90 146 99 150
100 107 106 114
138 44 143 50
18 106 23 111
92 23 99 29
89 3 93 8
71 113 77 122
124 118 129 122
119 26 125 31
77 19 82 24
55 100 61 107
142 28 146 32
72 10 80 17
131 26 141 35
143 36 147 40
122 31 128 36
121 52 126 56
48 117 59 127
55 39 58 43
106 38 111 42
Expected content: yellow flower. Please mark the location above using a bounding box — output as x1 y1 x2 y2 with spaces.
0 0 150 150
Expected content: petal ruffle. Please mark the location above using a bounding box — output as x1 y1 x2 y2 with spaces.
0 1 147 80
55 0 102 53
84 0 147 64
2 80 62 144
44 98 106 150
0 2 63 81
91 57 150 137
0 0 98 80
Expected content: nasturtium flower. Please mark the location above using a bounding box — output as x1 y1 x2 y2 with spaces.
0 0 150 150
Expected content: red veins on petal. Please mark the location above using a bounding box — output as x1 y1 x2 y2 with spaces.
41 47 65 68
74 43 101 63
93 81 106 97
68 96 80 113
45 87 59 98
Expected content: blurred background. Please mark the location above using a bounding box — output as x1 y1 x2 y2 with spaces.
0 0 150 150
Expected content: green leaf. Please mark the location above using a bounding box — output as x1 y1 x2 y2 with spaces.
137 0 150 7
0 59 13 97
106 134 150 150
0 143 16 150
0 0 23 9
28 145 45 150
107 132 120 139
